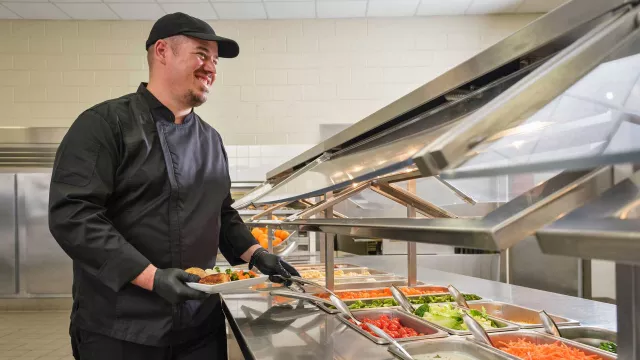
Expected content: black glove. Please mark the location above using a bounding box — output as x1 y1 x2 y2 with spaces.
249 247 300 285
153 268 209 304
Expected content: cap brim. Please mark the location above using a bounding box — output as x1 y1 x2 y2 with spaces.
182 32 239 58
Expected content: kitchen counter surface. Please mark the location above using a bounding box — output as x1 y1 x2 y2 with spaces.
221 256 617 360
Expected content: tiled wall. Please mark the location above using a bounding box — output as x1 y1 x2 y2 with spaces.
0 15 540 181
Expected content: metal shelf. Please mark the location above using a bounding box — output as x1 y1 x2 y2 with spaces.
537 169 640 265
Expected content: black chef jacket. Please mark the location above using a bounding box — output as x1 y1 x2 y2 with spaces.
48 83 258 346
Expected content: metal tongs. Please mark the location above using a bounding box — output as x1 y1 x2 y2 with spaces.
463 311 496 348
329 292 415 360
390 284 416 314
276 275 340 298
447 284 470 309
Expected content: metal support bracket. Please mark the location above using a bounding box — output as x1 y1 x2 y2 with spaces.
370 181 458 219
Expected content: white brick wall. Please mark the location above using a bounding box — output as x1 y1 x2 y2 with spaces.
0 15 540 180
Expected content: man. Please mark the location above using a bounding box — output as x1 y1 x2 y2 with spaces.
48 12 299 360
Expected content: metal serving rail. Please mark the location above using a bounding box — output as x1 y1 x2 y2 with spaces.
220 264 616 360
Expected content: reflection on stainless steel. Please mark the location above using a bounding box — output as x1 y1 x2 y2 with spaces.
471 330 618 360
291 168 612 251
370 182 458 219
418 5 640 178
17 173 72 294
0 174 16 295
389 337 514 360
464 301 579 329
266 0 627 181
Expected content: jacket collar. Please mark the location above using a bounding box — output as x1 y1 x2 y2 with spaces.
137 82 195 125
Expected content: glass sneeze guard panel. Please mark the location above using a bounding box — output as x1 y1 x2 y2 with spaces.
422 5 640 180
440 52 640 179
252 62 544 205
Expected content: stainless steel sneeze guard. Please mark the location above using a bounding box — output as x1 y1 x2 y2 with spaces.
288 167 613 251
414 3 640 179
537 169 640 264
264 0 629 181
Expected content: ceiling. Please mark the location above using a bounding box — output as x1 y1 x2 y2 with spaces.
0 0 568 21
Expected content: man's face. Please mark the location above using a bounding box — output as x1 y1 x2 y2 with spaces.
166 36 218 107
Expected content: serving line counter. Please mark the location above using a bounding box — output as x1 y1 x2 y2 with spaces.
219 260 616 360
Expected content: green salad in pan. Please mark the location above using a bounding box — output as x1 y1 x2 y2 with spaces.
414 303 498 331
328 294 482 310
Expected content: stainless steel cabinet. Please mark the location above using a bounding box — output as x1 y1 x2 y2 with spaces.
17 173 72 295
0 174 16 295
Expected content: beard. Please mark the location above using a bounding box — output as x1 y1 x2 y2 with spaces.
184 88 207 107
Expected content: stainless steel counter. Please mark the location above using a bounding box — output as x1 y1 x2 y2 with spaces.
221 264 616 360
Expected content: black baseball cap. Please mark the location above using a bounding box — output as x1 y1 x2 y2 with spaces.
145 12 239 58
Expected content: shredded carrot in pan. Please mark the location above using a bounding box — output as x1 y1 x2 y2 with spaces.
498 339 602 360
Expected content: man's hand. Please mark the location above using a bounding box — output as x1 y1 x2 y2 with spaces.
152 268 209 304
249 247 300 285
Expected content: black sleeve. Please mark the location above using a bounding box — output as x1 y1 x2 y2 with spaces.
216 134 259 265
48 109 151 293
219 193 260 265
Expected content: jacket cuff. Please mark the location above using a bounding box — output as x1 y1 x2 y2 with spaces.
97 243 151 292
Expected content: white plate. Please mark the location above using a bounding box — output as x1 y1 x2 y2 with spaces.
186 267 268 294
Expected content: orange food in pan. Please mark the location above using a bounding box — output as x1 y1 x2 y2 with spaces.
316 287 437 300
498 338 603 360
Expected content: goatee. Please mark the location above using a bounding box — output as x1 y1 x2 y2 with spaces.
185 89 207 107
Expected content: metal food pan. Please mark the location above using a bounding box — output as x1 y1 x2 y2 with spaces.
336 308 449 345
308 275 407 285
388 337 516 360
294 263 362 270
307 284 449 296
411 303 520 336
462 301 580 329
314 294 487 313
300 267 390 278
302 280 429 293
539 326 617 353
469 330 617 360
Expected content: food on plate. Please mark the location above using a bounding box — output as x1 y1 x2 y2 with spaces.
413 353 479 360
250 227 290 249
317 287 449 300
199 273 230 285
185 267 207 278
497 338 603 360
198 267 259 283
599 341 617 354
349 315 424 339
414 304 498 331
